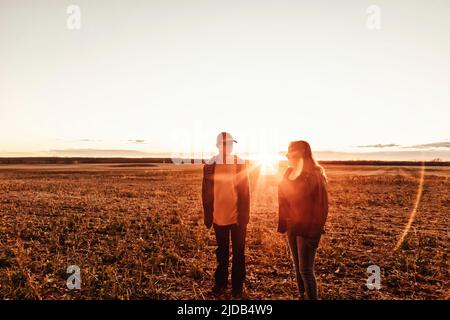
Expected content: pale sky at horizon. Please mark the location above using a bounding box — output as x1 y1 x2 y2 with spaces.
1 0 449 158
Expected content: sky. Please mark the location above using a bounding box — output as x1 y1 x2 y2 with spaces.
0 0 449 160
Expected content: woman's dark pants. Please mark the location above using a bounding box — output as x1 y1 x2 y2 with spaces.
287 229 320 300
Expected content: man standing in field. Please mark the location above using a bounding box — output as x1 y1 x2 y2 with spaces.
202 132 250 298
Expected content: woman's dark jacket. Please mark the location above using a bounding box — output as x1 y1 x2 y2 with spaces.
278 167 328 239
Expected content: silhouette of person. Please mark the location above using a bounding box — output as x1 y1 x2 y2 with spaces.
278 140 329 300
202 132 250 298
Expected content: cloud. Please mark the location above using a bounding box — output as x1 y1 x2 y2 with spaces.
357 143 399 148
405 141 450 149
314 150 450 161
65 138 103 143
48 149 153 157
128 139 147 144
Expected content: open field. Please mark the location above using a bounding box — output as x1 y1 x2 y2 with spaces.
0 163 448 299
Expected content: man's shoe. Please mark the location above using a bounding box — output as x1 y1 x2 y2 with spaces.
211 285 226 296
231 286 246 299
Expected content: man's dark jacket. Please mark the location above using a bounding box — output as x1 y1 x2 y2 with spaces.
201 156 250 229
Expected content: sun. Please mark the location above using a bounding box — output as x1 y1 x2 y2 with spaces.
256 153 279 175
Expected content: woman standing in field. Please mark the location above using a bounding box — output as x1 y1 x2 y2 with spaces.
278 141 329 300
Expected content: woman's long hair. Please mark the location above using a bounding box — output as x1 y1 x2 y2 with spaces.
290 140 328 183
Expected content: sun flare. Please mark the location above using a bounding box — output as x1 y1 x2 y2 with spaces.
256 154 280 175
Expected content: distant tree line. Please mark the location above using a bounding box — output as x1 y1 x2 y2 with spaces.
0 157 449 166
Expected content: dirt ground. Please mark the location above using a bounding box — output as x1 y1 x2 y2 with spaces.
0 163 448 299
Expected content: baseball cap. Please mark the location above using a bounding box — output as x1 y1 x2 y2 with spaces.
216 132 237 144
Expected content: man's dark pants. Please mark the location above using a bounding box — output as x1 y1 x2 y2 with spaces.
213 223 246 292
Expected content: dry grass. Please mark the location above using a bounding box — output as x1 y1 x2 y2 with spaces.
0 163 448 299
